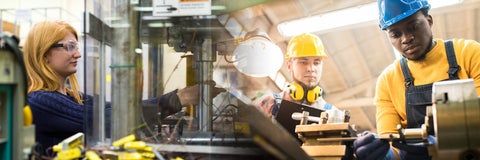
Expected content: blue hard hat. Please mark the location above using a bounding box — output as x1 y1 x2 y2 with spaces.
378 0 430 30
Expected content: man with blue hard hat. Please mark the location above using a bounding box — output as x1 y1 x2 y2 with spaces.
353 0 480 160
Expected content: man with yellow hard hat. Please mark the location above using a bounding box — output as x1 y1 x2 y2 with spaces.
254 33 342 122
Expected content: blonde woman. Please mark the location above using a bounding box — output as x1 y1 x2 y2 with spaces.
23 20 218 154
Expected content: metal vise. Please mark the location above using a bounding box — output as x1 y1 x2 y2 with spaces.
293 110 357 160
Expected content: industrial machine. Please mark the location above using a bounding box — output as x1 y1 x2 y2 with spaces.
49 91 311 160
0 33 34 160
294 111 357 160
387 79 480 160
429 79 480 159
78 0 308 159
291 79 480 160
48 77 480 160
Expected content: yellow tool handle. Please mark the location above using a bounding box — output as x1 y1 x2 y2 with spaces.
23 105 33 126
85 151 102 160
113 134 136 147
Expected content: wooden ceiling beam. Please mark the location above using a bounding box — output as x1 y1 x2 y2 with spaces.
327 78 376 103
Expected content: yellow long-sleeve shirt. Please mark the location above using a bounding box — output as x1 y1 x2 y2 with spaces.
375 39 480 135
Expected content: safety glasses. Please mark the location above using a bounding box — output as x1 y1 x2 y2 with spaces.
51 40 79 54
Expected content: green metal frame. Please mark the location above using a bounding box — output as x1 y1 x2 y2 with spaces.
0 85 13 160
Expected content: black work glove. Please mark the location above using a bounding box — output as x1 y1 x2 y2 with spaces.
392 136 435 160
354 131 392 160
176 84 226 106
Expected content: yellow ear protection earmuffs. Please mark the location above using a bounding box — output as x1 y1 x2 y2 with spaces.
288 81 322 103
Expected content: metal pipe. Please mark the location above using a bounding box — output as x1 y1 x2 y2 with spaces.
110 0 141 140
98 41 106 142
149 143 265 155
180 138 254 144
291 112 322 124
196 38 215 132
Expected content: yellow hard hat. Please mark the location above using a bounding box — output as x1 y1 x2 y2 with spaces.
285 33 327 59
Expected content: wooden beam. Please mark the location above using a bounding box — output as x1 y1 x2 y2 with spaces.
335 97 374 108
327 78 376 103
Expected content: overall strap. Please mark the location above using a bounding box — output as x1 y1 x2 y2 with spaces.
400 58 414 87
444 40 460 80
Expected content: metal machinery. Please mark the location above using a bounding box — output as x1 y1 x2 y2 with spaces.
387 79 480 160
293 111 357 160
291 79 480 160
429 79 480 159
78 0 312 159
0 34 34 160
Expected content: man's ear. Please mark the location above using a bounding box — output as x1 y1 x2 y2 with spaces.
427 14 433 27
286 59 292 71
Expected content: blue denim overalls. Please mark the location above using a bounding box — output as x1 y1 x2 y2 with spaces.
399 40 459 159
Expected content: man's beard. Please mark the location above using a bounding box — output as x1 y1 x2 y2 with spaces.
295 79 319 89
306 81 318 89
291 70 320 89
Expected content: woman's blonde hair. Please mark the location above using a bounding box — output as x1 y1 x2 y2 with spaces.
23 20 83 104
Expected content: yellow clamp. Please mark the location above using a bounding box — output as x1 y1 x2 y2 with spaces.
24 105 33 126
113 134 136 147
54 148 82 160
53 139 83 152
85 151 101 160
118 152 145 160
123 141 153 151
